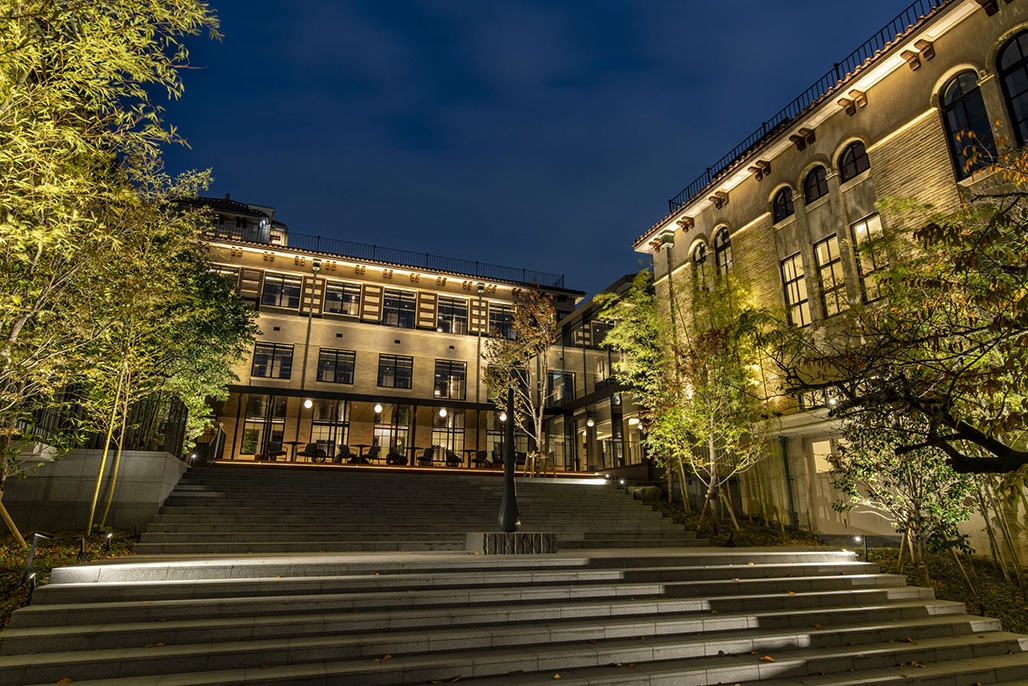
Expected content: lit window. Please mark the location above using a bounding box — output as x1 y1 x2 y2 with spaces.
437 296 469 334
941 71 997 179
850 214 886 303
713 228 732 276
772 188 795 223
547 370 575 406
261 273 302 309
839 141 870 182
251 343 293 379
692 243 708 290
803 166 829 203
377 354 413 389
434 360 467 400
324 282 362 316
999 31 1028 148
382 289 416 328
780 253 811 327
814 235 847 317
316 348 356 384
488 303 515 339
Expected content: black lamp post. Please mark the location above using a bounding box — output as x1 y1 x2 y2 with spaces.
498 387 520 532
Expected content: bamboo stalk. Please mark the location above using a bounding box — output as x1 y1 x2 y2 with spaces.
976 481 1010 583
985 478 1025 592
87 373 124 533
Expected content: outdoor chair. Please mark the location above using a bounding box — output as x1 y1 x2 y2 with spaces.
256 440 286 462
297 442 326 462
365 445 381 462
472 450 490 467
386 449 407 465
445 449 461 468
417 447 435 466
333 445 358 464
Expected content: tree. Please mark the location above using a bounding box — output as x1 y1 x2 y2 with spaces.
599 269 773 530
766 152 1028 475
0 1 219 529
484 288 560 462
829 412 976 585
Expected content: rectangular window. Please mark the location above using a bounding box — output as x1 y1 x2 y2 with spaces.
432 408 465 458
489 303 515 339
309 399 349 459
373 404 411 454
261 272 303 309
324 281 362 316
316 348 356 384
240 394 287 455
814 235 848 317
434 360 467 400
780 253 811 327
378 354 413 389
548 370 576 406
851 214 886 302
382 289 416 328
437 296 468 334
251 343 293 379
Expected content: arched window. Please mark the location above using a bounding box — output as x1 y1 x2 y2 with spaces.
998 31 1028 147
941 71 997 179
803 165 829 202
839 141 870 182
714 228 732 276
692 243 708 289
772 188 795 223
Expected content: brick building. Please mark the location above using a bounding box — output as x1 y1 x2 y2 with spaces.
631 0 1028 537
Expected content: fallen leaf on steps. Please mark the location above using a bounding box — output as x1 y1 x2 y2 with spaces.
553 675 561 679
759 656 775 662
56 680 74 684
812 624 822 629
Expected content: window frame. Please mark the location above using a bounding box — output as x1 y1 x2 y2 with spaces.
803 166 829 203
377 354 414 389
323 281 362 317
771 187 795 223
780 253 811 327
260 272 303 309
713 228 733 277
437 295 469 335
999 31 1028 148
433 359 467 400
381 288 417 329
316 348 356 385
691 243 708 290
850 214 887 303
488 302 515 339
813 235 848 318
251 342 294 379
838 141 870 183
940 70 997 179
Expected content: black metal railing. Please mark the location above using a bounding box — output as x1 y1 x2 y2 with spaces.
666 0 951 215
207 227 567 289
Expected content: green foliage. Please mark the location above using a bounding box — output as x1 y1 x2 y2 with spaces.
599 269 774 528
767 154 1028 473
830 414 976 567
484 288 559 453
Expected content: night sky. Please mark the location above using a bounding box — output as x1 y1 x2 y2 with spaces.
162 0 908 298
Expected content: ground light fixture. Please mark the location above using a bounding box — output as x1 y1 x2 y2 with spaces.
854 535 868 562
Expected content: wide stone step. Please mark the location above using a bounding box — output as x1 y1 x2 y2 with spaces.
8 582 935 631
5 627 1023 686
30 561 879 604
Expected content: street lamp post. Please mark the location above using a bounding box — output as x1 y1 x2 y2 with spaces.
498 388 520 532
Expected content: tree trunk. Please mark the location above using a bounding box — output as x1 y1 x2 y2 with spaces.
101 380 132 527
87 372 124 532
676 459 690 513
722 488 742 531
976 482 1010 582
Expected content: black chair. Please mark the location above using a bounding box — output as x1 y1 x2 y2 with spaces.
386 448 407 465
417 447 435 466
334 445 358 464
256 440 286 462
365 445 381 462
515 451 527 467
297 442 326 462
472 450 490 467
445 449 461 468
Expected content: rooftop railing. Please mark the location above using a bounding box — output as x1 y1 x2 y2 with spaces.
207 226 568 290
665 0 951 215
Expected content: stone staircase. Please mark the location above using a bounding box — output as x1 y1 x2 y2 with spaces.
2 548 1028 685
136 464 701 553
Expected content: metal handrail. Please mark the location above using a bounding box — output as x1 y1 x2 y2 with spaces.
666 0 951 215
206 227 567 289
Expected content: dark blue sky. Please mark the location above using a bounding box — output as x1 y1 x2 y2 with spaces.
163 0 907 297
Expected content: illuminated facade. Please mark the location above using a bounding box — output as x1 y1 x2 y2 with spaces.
200 196 584 468
632 0 1028 536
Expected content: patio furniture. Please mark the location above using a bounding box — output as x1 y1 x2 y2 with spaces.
386 448 407 465
445 449 461 468
472 450 490 467
416 447 436 466
297 442 326 462
333 445 358 464
256 440 286 462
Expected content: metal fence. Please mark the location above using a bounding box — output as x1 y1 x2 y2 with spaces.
666 0 951 215
209 228 567 289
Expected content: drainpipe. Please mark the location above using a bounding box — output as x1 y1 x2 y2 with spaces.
778 435 800 530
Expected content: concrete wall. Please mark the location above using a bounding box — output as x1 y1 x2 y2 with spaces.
4 450 188 532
